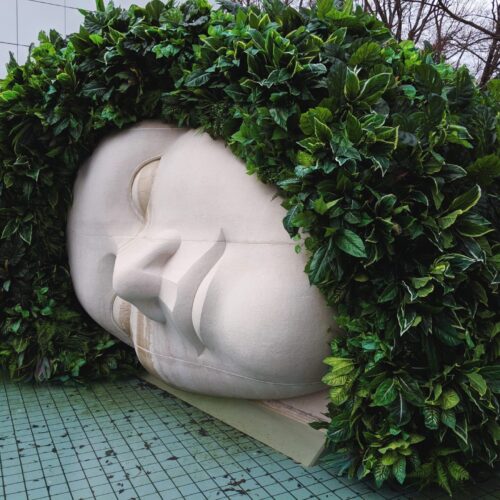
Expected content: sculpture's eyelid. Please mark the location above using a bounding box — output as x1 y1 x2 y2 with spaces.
130 157 161 220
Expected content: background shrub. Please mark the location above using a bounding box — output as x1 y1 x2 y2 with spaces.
0 0 498 493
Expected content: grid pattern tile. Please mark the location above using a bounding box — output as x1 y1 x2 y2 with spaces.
0 0 152 78
1 375 499 500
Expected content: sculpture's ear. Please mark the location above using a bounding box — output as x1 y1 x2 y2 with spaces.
131 157 161 220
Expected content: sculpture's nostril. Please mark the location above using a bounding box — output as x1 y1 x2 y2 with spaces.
113 266 165 323
112 231 181 323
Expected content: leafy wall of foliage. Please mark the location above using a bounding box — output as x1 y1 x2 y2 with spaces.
0 0 499 493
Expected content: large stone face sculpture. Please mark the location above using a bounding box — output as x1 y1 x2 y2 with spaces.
67 122 336 399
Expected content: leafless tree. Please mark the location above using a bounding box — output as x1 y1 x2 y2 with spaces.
438 0 500 85
360 0 500 85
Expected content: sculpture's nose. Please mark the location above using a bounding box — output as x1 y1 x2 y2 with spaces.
112 230 181 323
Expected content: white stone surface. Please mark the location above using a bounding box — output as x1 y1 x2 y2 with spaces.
67 122 337 399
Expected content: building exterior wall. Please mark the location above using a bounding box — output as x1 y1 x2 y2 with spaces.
0 0 151 78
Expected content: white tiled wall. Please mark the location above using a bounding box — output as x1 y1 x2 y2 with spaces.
0 0 151 78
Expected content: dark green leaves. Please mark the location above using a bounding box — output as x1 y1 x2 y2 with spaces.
308 240 333 284
184 71 211 87
448 185 481 213
345 112 362 143
423 406 440 430
334 229 367 258
19 224 32 245
414 63 443 95
261 68 291 87
440 389 460 410
392 458 406 485
300 107 332 136
373 379 398 406
344 68 360 100
467 154 500 187
358 72 392 105
0 0 498 495
349 42 381 67
1 220 19 239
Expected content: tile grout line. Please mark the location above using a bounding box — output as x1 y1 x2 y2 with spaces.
42 384 83 499
125 381 222 498
136 386 210 497
138 381 262 499
0 375 8 500
97 382 164 499
52 384 101 499
130 383 220 498
9 382 36 498
23 382 64 492
3 377 497 500
74 383 139 499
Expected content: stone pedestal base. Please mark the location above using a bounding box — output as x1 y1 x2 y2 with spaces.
140 371 329 467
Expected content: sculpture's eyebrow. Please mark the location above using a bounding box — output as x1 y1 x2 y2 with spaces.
130 157 161 220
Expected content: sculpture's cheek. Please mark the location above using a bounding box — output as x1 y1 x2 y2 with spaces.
197 245 334 384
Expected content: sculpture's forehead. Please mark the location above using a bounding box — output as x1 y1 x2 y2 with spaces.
72 122 292 244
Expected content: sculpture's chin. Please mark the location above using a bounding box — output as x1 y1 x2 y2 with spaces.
112 297 324 400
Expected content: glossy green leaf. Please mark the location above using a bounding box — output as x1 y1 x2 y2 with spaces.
358 73 392 105
392 457 406 485
448 185 481 213
334 229 367 258
349 42 380 66
1 219 18 239
373 379 398 406
441 409 456 429
345 112 362 143
440 389 460 410
344 68 360 101
423 406 440 430
466 372 488 396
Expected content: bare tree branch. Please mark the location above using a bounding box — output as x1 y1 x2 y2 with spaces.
359 0 500 84
436 0 499 39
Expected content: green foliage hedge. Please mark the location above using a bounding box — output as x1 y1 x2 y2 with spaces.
1 0 499 492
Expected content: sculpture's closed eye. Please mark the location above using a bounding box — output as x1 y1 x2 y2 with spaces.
130 158 160 219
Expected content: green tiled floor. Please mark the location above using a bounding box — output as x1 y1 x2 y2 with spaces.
0 375 498 500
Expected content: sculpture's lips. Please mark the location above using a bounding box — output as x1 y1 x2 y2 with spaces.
112 295 132 341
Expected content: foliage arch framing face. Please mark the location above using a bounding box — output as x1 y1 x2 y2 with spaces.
0 0 499 493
